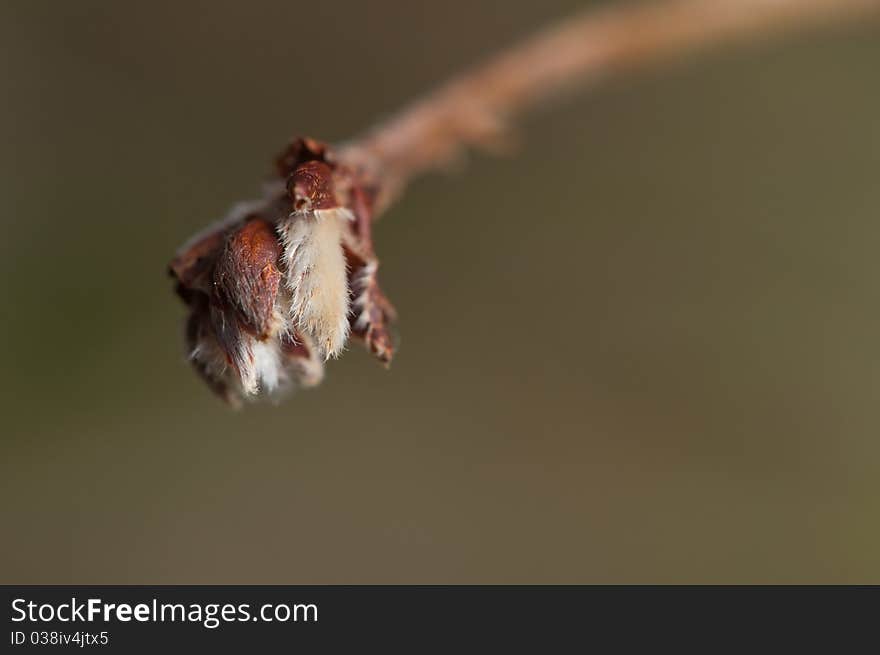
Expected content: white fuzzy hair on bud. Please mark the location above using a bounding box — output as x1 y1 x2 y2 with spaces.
246 339 284 394
207 309 284 397
277 208 354 360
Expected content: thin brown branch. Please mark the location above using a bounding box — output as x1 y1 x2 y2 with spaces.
340 0 880 212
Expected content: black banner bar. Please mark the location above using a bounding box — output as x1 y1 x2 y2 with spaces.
2 586 875 651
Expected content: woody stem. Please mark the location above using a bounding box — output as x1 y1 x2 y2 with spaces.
338 0 880 212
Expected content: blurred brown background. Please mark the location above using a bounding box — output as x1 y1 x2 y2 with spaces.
1 0 879 583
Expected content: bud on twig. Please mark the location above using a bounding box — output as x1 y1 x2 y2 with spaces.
170 138 395 405
170 0 880 406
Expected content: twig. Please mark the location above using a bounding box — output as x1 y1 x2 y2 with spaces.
340 0 880 212
170 0 880 405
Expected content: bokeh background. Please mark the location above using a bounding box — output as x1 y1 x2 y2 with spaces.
2 0 879 583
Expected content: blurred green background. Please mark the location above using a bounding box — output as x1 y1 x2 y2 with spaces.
2 0 879 583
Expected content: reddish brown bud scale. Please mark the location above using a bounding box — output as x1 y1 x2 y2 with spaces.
355 282 396 365
183 295 241 407
345 245 397 366
274 137 329 178
288 161 338 211
169 228 226 292
208 306 238 368
213 218 282 340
